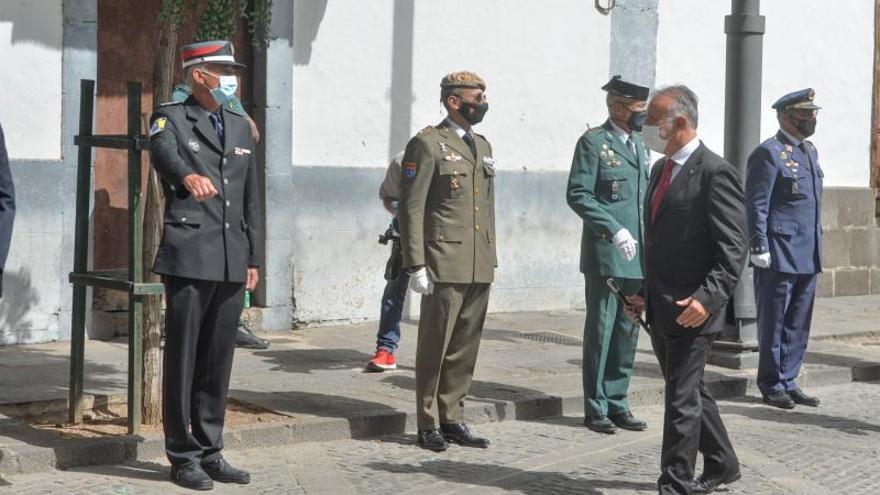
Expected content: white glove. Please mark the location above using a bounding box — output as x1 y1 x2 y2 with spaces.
751 252 771 269
408 267 434 295
612 228 638 262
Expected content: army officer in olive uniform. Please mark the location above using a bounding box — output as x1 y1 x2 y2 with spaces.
566 76 650 434
399 71 496 452
150 41 261 491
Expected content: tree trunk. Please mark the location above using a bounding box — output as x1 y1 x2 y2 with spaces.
142 12 179 425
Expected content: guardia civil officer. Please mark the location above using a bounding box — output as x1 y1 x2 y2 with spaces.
566 76 651 434
398 71 496 452
150 40 262 490
746 89 823 410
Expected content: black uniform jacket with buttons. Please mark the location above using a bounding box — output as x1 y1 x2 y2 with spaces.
149 96 262 283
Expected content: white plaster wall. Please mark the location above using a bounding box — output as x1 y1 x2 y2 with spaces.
0 0 63 160
655 0 874 187
292 0 612 171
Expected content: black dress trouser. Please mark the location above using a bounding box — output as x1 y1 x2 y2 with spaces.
650 327 739 495
163 275 245 467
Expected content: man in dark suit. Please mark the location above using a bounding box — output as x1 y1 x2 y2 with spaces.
0 124 15 297
746 89 823 410
629 85 747 494
150 40 262 491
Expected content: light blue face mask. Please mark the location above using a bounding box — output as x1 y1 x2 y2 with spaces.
200 70 239 106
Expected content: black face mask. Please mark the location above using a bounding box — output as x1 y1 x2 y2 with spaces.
791 115 817 138
459 100 489 125
627 110 647 132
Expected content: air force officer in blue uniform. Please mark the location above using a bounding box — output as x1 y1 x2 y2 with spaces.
745 89 823 410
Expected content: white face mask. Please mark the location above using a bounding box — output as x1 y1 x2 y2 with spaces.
642 121 672 154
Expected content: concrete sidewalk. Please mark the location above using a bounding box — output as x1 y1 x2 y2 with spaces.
1 295 879 474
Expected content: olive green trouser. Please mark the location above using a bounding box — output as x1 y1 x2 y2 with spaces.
415 282 491 430
583 276 642 418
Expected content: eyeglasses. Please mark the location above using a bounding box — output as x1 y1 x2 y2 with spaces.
456 93 488 103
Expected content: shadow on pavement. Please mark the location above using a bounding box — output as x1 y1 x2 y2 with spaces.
250 348 380 374
804 348 880 371
379 374 563 422
0 347 137 472
366 459 657 494
72 460 168 483
229 389 404 419
721 401 880 436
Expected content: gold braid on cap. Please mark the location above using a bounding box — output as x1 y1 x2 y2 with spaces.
440 71 486 90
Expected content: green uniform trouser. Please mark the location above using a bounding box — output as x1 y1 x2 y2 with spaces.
583 275 641 418
415 282 491 430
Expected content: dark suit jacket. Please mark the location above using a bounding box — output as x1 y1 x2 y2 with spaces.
643 142 747 335
0 124 15 297
149 97 263 283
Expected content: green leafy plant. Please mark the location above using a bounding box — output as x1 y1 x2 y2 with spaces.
160 0 273 47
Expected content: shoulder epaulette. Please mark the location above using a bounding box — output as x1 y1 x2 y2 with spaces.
417 125 435 136
157 101 182 108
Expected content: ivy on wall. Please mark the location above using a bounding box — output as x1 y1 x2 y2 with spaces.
159 0 273 47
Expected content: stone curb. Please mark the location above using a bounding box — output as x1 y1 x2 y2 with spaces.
2 362 879 475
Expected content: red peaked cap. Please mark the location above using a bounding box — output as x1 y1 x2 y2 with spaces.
180 40 246 69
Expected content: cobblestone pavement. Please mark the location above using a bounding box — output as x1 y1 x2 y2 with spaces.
3 380 879 494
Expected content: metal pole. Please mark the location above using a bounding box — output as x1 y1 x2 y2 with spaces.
711 0 765 368
127 81 144 434
68 79 95 424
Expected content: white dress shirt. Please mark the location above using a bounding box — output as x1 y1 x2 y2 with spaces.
666 136 701 182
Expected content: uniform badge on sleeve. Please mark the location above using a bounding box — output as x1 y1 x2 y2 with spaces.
149 117 167 136
403 161 417 179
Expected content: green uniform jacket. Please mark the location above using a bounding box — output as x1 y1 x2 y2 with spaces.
566 120 649 278
399 120 497 284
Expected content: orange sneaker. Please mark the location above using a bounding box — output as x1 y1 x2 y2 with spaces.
366 349 397 372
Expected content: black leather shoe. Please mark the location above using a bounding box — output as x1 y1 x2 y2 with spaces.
170 463 213 491
608 411 647 431
201 457 251 484
789 388 820 407
692 470 742 494
417 429 449 451
235 321 270 349
440 423 491 448
584 415 618 434
762 391 795 409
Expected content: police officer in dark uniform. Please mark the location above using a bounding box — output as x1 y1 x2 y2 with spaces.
150 40 262 490
746 89 823 410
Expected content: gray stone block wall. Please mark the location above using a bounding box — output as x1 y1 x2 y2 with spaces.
816 187 880 298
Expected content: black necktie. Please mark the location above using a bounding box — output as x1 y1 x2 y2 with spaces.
463 131 477 158
209 112 224 143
